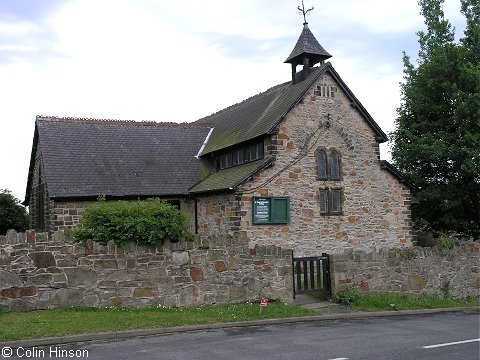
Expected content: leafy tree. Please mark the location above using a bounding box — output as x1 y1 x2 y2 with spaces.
0 189 29 235
391 0 480 238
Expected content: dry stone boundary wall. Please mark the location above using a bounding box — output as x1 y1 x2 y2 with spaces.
1 230 478 312
0 230 293 312
330 242 480 299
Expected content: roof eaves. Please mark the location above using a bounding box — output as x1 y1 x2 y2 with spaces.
50 193 191 202
230 157 275 190
23 123 39 205
188 157 274 195
380 160 415 189
325 64 388 143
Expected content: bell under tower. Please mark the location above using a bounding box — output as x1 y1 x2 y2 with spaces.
285 1 332 84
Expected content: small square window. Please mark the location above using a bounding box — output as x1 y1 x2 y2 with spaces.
319 189 343 216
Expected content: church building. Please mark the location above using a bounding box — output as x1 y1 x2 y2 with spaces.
24 14 413 255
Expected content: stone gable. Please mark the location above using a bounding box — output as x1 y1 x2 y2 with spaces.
236 73 412 255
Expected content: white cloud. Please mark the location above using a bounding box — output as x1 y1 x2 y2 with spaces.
0 20 40 37
321 0 422 34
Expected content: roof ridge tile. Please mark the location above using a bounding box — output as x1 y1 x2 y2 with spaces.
35 115 210 128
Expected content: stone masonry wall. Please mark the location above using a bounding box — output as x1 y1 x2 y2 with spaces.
330 241 480 299
238 72 412 256
0 230 293 312
196 193 242 238
48 198 196 233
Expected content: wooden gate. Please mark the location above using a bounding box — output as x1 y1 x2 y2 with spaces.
292 254 331 299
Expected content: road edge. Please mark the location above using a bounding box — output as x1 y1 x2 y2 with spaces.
2 306 479 348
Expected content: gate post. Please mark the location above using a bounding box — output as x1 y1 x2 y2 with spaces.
291 252 296 299
322 253 332 299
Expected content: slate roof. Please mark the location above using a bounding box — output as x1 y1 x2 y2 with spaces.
284 23 332 66
25 117 212 203
25 63 390 201
195 63 388 157
189 157 274 194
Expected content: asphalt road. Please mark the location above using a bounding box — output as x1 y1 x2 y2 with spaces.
4 313 479 360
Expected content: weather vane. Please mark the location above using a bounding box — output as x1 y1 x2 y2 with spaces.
298 0 314 24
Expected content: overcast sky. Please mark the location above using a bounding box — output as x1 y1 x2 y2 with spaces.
0 0 466 202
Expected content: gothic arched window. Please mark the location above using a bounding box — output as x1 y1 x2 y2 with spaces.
329 150 340 180
316 149 327 179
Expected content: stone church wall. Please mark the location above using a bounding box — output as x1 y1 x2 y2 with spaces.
27 72 413 257
195 193 242 238
37 198 196 233
27 145 50 232
238 73 413 256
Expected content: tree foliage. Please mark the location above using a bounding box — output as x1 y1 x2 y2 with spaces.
0 189 29 235
73 198 193 247
391 0 480 238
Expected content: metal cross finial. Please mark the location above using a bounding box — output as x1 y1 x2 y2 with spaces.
298 0 314 24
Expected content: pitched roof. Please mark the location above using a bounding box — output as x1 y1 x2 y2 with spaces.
25 63 389 202
195 63 387 156
25 117 212 203
189 157 274 194
284 23 332 66
195 65 325 155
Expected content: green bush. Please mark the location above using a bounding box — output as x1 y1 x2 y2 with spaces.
334 285 361 306
73 198 193 247
436 234 455 250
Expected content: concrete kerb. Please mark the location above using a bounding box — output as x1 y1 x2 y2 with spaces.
1 306 478 349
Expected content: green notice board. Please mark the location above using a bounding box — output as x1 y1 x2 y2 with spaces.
252 196 290 225
253 197 271 224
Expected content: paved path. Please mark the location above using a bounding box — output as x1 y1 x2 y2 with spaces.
293 294 359 315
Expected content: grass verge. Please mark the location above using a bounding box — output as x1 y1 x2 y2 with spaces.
0 302 314 341
334 287 480 312
352 293 480 311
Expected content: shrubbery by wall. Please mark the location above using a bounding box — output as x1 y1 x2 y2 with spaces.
0 230 292 312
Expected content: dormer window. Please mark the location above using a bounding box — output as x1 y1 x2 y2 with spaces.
218 140 264 170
